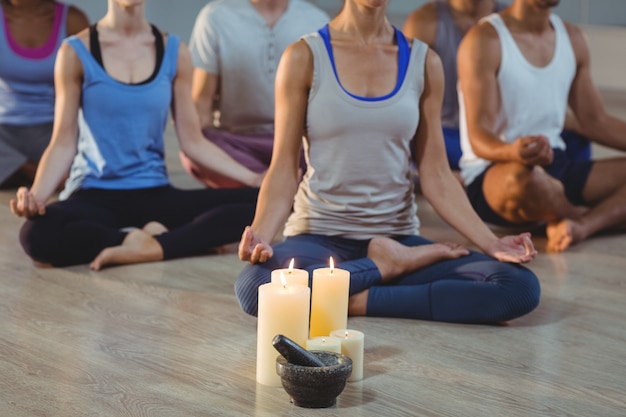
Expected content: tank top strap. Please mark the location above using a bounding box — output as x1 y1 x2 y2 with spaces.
65 36 101 82
483 13 513 46
316 24 413 102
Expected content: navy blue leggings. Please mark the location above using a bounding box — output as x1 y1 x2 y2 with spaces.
235 234 540 324
20 185 258 266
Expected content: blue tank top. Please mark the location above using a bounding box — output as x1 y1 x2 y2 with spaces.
0 2 69 125
60 34 179 199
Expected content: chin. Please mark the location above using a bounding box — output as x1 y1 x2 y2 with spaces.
536 0 560 8
115 0 146 7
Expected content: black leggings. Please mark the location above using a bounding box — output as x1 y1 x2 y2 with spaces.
19 185 258 266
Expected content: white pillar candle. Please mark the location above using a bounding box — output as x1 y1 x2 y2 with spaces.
305 336 342 354
270 258 309 287
330 329 365 382
309 258 350 338
256 279 310 386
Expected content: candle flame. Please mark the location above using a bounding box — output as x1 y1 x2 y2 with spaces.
329 256 334 274
288 258 294 274
280 271 287 288
322 338 326 344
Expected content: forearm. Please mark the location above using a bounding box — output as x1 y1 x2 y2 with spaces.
251 169 299 244
581 114 626 151
470 126 519 163
180 138 262 187
31 143 76 202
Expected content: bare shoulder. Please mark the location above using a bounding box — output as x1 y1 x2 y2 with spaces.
281 39 314 71
424 47 444 76
66 4 90 36
403 2 438 46
55 41 84 79
173 39 193 74
464 19 500 47
458 20 501 68
278 39 314 88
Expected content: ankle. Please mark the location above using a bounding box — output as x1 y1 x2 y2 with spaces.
348 290 368 316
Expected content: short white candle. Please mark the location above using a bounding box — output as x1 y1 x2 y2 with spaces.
330 329 364 382
256 275 310 386
309 257 350 338
270 258 309 287
305 336 342 354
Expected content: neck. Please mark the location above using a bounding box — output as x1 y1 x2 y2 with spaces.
101 0 149 35
333 1 392 45
449 0 496 19
3 0 49 10
249 0 288 26
508 0 553 32
249 0 288 11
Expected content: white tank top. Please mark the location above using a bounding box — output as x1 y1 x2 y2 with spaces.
283 31 427 240
459 13 576 186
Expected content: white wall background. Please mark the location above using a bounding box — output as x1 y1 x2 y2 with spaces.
64 0 626 91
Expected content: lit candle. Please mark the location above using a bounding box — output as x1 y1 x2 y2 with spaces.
270 258 309 287
309 257 350 338
256 272 310 386
305 336 342 354
330 329 364 382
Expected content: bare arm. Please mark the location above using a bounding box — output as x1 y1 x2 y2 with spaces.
239 40 312 263
171 42 263 187
402 3 438 47
566 23 626 151
191 68 219 130
66 5 89 36
458 23 552 166
11 41 83 217
457 24 512 162
417 49 535 262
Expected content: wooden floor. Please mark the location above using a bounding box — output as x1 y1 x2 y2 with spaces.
1 92 626 416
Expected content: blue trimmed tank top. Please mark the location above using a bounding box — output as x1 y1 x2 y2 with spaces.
0 2 69 125
60 33 179 199
283 26 428 240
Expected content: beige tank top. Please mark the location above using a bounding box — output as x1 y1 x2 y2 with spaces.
283 30 428 240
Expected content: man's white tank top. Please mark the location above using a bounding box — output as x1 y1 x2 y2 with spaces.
459 13 576 186
283 30 428 240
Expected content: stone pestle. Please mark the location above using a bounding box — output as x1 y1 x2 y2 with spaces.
272 334 326 367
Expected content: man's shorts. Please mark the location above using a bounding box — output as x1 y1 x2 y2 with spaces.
465 149 594 226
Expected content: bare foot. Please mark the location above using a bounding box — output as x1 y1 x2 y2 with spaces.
568 205 590 220
367 237 470 282
90 229 164 271
546 219 584 252
348 290 369 316
142 221 168 236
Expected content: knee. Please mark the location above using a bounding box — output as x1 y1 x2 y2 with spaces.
234 264 271 317
19 219 54 264
499 266 541 321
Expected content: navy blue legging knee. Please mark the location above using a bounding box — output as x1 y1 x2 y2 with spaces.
235 234 540 324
